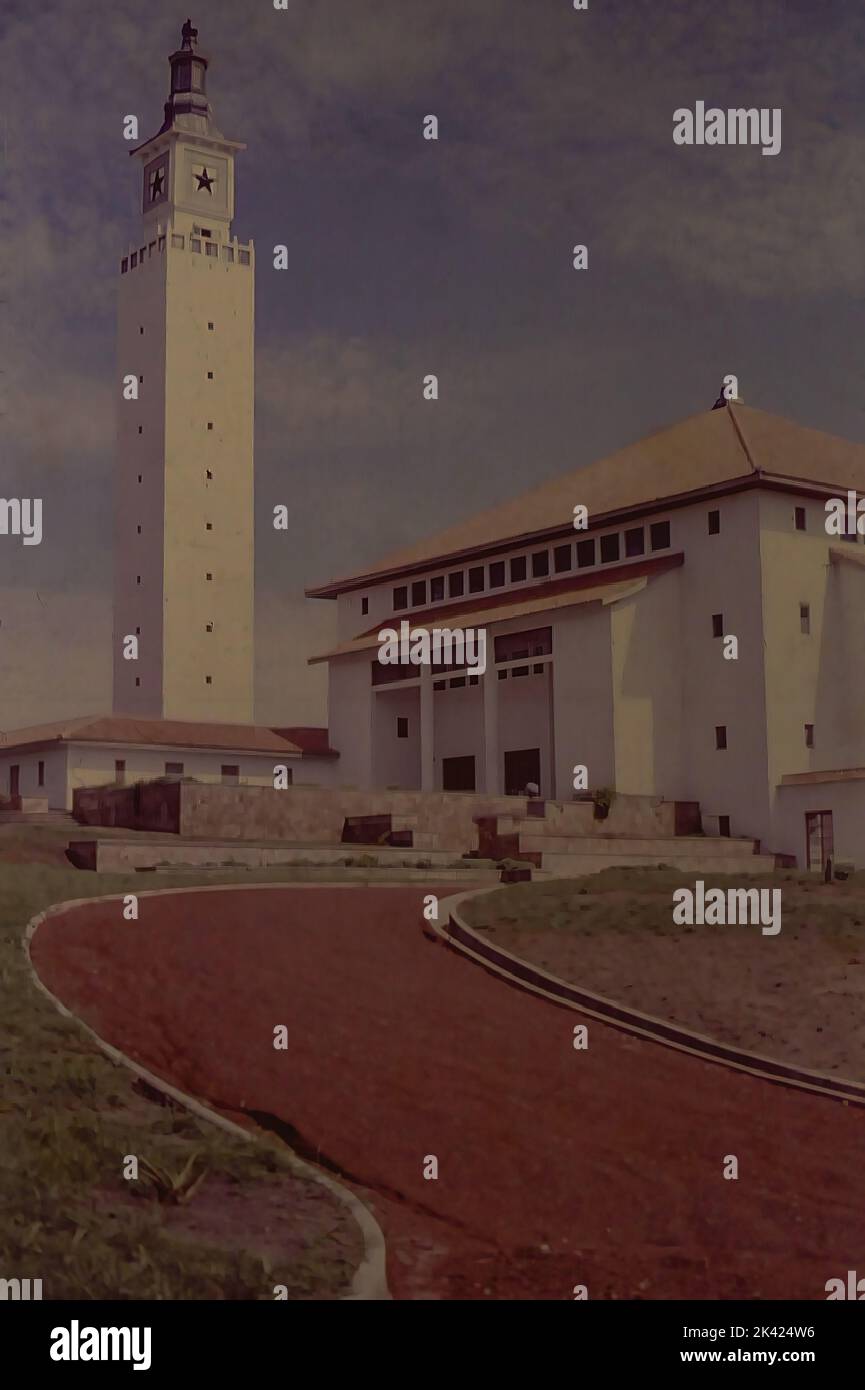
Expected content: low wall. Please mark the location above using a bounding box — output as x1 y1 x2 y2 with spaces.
71 781 690 857
74 782 181 832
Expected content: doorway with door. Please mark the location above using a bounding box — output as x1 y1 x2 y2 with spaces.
504 748 541 796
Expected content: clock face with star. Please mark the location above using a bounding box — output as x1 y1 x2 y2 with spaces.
192 162 217 197
142 154 168 212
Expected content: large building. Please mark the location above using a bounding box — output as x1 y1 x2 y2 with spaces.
113 19 254 723
309 399 865 869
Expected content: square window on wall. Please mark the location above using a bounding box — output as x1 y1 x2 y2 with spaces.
576 538 595 568
531 551 550 578
650 520 671 550
430 576 444 602
411 580 427 606
600 533 620 564
468 566 485 593
489 561 505 587
510 555 527 583
624 527 644 557
553 543 572 573
393 585 408 611
448 571 464 598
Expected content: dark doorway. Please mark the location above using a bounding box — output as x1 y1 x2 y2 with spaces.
9 765 20 800
442 755 476 792
504 748 541 795
805 810 833 871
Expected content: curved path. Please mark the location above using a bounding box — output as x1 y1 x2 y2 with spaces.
31 883 865 1300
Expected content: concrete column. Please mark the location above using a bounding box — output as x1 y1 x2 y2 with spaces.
483 664 500 793
420 667 435 791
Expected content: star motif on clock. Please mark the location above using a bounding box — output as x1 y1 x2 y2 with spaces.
149 168 165 201
195 166 216 194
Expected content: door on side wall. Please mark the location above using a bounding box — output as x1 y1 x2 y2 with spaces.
805 809 833 870
442 755 476 792
504 748 541 796
9 765 20 800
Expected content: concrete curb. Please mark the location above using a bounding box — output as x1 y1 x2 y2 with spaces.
434 884 865 1109
22 883 392 1301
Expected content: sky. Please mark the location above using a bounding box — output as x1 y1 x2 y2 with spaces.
1 0 864 728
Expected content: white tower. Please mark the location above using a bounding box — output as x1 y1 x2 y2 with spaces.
113 19 255 723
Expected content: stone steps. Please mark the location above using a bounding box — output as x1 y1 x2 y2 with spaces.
539 850 778 878
68 838 487 874
519 832 760 858
0 811 79 826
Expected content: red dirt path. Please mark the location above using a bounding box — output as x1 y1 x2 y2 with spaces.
31 884 865 1301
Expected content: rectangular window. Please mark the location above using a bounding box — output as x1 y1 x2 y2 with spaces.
576 538 595 569
448 571 464 598
205 241 218 257
800 603 810 634
239 249 251 265
37 760 45 787
624 527 645 557
805 723 814 748
495 627 552 663
207 371 214 379
510 555 527 583
115 759 126 785
206 572 212 581
553 543 572 573
361 596 369 615
531 551 549 578
221 764 240 785
158 235 166 252
600 533 620 564
224 246 235 262
489 560 506 587
205 675 212 685
650 520 671 550
715 726 727 750
430 576 445 602
165 762 184 777
468 566 485 593
712 613 723 638
206 622 213 632
397 717 409 739
718 814 730 837
393 585 408 611
708 510 720 535
191 238 202 253
121 257 129 273
795 507 806 531
411 580 427 607
130 252 138 267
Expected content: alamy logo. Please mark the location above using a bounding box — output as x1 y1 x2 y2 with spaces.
0 1277 42 1300
673 102 781 157
49 1321 152 1371
378 620 487 676
672 881 781 936
0 498 42 546
826 1271 865 1300
825 491 865 536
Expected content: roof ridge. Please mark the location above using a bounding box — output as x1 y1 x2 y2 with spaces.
727 402 759 475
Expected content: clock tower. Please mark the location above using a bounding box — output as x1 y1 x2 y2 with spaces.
113 19 255 724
